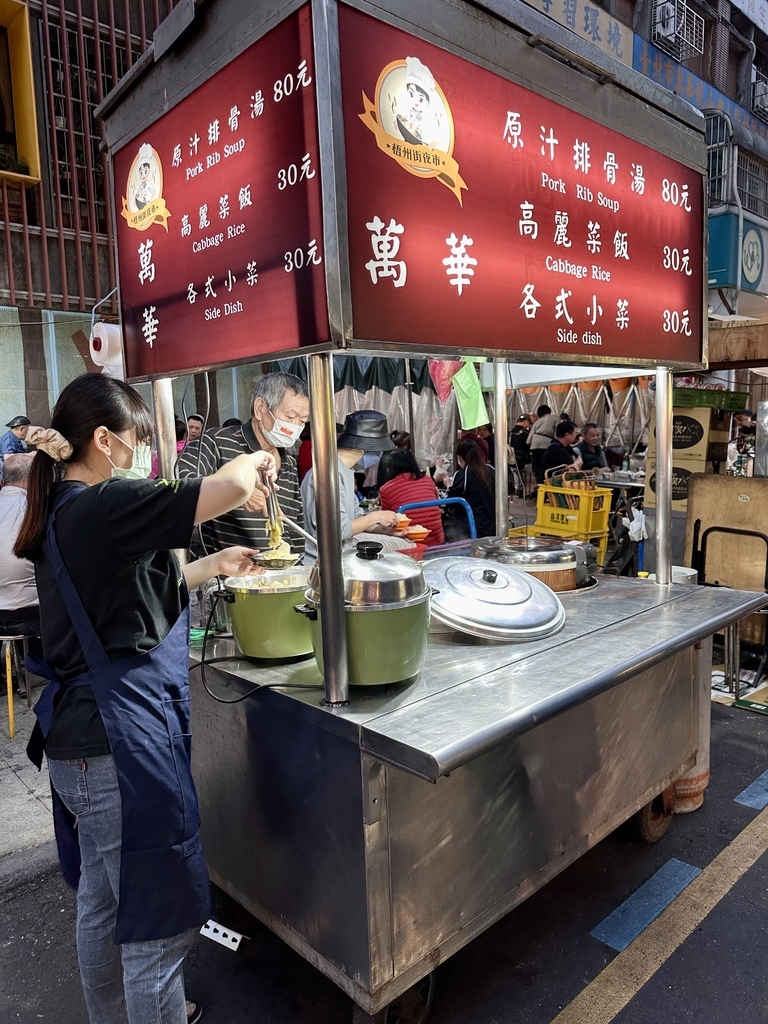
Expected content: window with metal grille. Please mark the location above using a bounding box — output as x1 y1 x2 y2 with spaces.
44 20 139 233
706 112 732 208
738 151 768 221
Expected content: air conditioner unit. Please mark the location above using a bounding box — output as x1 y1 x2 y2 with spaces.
754 89 768 114
655 1 678 39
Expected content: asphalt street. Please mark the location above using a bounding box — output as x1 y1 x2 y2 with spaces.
2 699 768 1024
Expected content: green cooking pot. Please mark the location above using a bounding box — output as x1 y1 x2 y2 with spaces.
297 541 431 685
223 570 313 659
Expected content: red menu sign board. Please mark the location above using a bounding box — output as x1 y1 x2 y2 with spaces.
113 5 327 379
339 4 703 363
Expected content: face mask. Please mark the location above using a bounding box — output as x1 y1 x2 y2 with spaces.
108 432 152 480
262 410 304 448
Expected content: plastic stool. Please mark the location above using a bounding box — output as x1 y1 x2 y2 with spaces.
2 635 30 740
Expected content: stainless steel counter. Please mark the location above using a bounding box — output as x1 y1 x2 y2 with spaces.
193 578 766 781
190 576 765 1016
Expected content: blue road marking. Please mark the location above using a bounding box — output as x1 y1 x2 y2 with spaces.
735 769 768 810
590 858 701 952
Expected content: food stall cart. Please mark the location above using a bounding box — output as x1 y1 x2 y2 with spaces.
95 0 760 1018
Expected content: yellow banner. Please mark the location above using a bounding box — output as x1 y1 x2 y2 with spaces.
121 196 171 232
359 94 467 205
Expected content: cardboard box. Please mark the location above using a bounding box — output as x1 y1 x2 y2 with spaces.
647 407 731 463
643 457 713 511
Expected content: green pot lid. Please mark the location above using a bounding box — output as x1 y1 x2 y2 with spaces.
422 557 566 641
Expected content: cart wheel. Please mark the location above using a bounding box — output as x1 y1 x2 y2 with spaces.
210 882 258 935
386 972 436 1024
351 973 436 1024
628 787 674 843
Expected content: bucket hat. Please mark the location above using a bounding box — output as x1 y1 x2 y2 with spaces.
337 410 395 453
6 416 30 429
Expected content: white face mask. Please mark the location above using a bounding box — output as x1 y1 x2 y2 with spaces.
108 432 152 479
262 409 304 448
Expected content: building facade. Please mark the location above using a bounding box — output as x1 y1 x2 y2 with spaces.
2 0 767 425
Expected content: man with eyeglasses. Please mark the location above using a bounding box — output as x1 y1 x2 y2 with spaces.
178 372 309 559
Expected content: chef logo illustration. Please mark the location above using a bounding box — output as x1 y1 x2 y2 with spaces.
360 56 467 204
121 142 171 231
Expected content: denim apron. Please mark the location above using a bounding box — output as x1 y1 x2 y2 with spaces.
27 485 211 943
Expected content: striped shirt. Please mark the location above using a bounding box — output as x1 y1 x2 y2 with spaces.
177 420 305 557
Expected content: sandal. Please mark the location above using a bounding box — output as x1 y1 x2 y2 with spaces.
186 1000 203 1024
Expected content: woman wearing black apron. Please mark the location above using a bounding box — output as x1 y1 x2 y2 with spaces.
15 374 277 1024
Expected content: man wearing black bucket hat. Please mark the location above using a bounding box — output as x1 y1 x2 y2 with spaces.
0 416 31 480
301 410 401 562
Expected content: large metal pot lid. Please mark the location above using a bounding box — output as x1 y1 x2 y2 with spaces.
306 541 429 609
422 557 566 641
471 535 577 568
224 568 311 595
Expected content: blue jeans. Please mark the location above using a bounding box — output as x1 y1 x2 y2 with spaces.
47 755 197 1024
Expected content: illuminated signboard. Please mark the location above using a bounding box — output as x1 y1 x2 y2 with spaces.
113 5 327 380
339 4 703 363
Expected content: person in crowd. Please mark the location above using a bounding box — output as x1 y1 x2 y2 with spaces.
526 404 558 491
149 418 188 479
178 372 309 559
574 422 608 470
509 415 532 497
458 429 489 463
376 429 413 488
301 411 401 562
476 423 495 466
542 420 583 477
378 449 445 547
221 417 242 429
15 373 277 1024
0 415 30 479
0 454 41 683
186 414 204 441
447 437 496 538
510 415 532 467
297 422 313 483
733 409 756 437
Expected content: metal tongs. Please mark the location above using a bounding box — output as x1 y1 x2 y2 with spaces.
249 475 307 573
250 471 301 570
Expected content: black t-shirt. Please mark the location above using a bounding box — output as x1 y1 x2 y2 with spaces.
542 440 578 476
448 465 497 538
41 477 201 760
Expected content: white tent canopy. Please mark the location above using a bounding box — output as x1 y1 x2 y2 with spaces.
479 362 657 389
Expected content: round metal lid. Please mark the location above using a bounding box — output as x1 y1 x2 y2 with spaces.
422 556 566 640
224 568 311 595
305 541 429 609
471 535 577 569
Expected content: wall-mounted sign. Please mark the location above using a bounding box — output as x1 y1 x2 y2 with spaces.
113 5 327 380
340 5 703 363
521 0 633 67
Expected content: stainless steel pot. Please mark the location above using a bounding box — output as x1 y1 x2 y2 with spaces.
223 569 313 659
422 556 566 641
298 541 431 685
471 535 595 588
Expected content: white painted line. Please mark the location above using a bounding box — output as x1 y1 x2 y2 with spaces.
549 804 768 1024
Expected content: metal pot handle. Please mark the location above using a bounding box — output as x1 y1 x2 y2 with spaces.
294 603 318 621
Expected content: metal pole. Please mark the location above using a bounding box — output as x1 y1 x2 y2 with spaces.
152 376 186 568
494 360 509 536
655 366 673 586
404 358 415 442
152 377 177 480
308 352 349 705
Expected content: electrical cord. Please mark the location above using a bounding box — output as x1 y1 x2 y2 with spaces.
198 592 321 703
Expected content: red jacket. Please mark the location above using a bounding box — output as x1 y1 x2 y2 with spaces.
379 473 445 546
